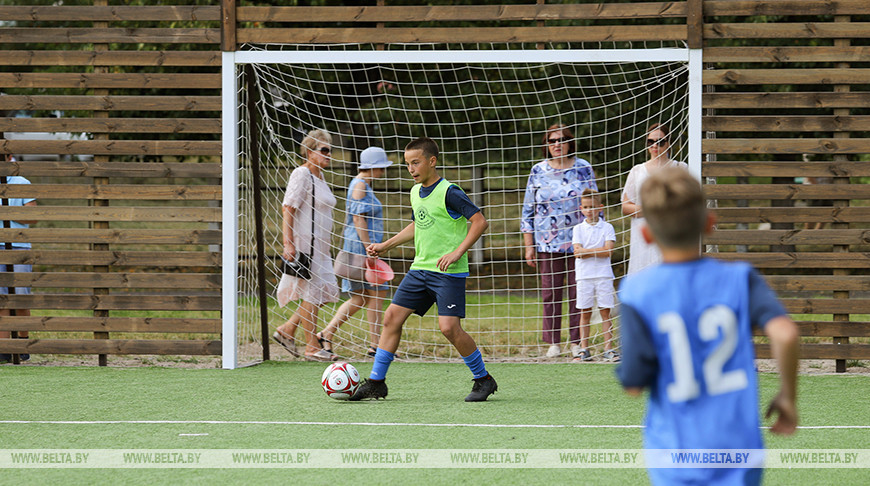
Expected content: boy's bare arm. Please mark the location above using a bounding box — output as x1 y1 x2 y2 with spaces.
764 315 800 436
574 241 615 259
437 212 488 271
367 222 414 258
592 240 615 259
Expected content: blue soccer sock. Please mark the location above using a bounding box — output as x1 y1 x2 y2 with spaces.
462 348 488 379
369 348 395 381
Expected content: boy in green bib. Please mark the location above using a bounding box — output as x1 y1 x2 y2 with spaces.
350 137 497 402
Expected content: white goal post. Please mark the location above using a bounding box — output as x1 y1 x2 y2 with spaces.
221 47 703 370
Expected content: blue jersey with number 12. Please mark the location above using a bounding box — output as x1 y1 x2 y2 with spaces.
617 258 786 484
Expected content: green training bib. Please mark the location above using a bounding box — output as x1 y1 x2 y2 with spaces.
409 179 469 274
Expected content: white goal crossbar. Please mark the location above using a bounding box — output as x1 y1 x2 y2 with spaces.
221 48 703 369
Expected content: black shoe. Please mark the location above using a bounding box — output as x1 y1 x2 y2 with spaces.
0 354 10 363
18 354 29 362
349 379 388 401
465 374 497 402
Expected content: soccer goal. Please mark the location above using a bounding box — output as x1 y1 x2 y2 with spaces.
222 43 702 369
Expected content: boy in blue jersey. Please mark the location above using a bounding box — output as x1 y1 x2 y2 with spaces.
350 137 497 402
616 168 798 485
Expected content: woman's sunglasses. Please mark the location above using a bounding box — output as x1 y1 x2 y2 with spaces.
548 136 571 144
646 137 668 147
317 147 331 155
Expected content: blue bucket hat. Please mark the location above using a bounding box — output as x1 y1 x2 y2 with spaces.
359 146 393 170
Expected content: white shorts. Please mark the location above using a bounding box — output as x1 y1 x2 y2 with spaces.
575 278 615 310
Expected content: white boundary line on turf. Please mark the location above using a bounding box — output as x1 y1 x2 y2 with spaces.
0 420 867 430
0 420 638 428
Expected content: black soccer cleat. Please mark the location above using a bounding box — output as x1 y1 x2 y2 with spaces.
465 374 497 402
349 379 388 401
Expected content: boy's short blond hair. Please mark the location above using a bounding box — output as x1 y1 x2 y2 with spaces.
640 168 706 248
299 128 332 158
580 187 601 205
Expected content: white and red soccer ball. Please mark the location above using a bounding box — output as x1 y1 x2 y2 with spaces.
321 362 361 400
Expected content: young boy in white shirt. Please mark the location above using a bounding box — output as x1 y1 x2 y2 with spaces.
571 188 617 362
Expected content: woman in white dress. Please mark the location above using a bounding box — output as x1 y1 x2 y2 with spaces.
621 123 688 276
272 129 339 361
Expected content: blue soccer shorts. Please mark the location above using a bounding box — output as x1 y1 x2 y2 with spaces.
391 269 466 318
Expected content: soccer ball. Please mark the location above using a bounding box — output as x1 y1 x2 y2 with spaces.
321 362 361 400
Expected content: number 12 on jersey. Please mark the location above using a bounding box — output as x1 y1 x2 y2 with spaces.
657 305 749 403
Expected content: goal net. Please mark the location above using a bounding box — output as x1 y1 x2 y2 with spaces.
229 44 691 367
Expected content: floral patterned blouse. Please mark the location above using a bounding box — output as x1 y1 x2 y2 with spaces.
521 157 598 253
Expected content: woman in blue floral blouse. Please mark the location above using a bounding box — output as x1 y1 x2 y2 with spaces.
521 124 598 359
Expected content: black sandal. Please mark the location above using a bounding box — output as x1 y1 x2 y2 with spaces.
367 346 378 358
315 332 334 353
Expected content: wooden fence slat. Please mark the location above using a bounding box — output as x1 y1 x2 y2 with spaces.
703 138 870 155
0 272 221 290
755 321 870 338
237 25 688 44
0 316 220 333
702 161 870 177
704 0 870 17
704 68 870 86
1 206 220 223
0 73 220 89
0 184 222 201
705 229 870 246
1 140 221 156
0 338 222 356
0 95 220 112
0 50 221 66
782 299 870 314
755 343 870 360
703 92 870 109
221 0 236 52
0 117 221 134
0 5 220 21
0 228 221 245
0 28 221 45
704 184 870 200
786 322 870 338
705 23 870 40
713 252 870 268
0 294 221 311
237 4 688 22
764 276 870 292
715 207 870 224
0 250 219 267
703 46 870 63
0 161 222 179
703 115 870 132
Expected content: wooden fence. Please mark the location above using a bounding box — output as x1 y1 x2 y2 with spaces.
0 1 868 367
0 3 223 365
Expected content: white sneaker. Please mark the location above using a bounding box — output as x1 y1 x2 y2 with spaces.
571 344 583 358
546 345 561 358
